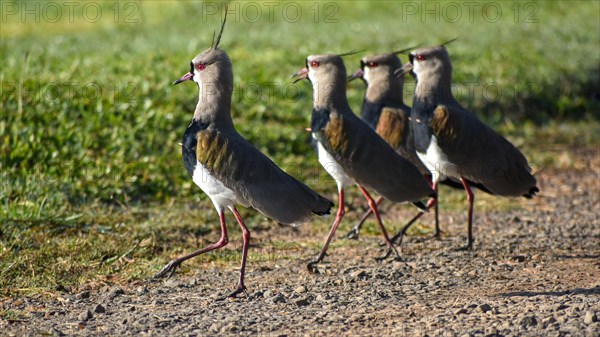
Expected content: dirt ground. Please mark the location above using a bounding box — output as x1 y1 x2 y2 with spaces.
2 151 599 336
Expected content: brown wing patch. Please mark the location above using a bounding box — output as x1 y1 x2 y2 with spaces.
376 107 406 149
196 130 231 173
430 105 459 139
323 113 349 155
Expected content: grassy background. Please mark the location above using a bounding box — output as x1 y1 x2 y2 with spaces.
1 1 599 294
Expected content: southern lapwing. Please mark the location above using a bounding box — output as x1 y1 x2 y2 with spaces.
154 13 333 298
292 54 435 270
345 50 434 241
396 43 539 250
345 51 492 247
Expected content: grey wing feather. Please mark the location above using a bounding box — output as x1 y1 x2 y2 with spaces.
335 112 434 202
441 104 537 197
220 130 333 224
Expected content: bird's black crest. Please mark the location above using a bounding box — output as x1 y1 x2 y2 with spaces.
211 5 228 49
440 37 459 47
391 44 421 55
337 50 364 57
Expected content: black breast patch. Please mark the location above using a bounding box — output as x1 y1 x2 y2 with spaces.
181 119 209 177
310 107 331 133
410 98 436 153
361 100 383 130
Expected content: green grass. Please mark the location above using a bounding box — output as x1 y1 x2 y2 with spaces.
1 1 599 295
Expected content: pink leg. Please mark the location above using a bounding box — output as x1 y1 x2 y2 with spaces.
154 210 229 279
432 181 441 238
387 175 440 252
423 175 442 238
308 187 345 272
228 206 251 298
390 195 437 247
357 185 400 260
460 177 474 250
345 196 384 240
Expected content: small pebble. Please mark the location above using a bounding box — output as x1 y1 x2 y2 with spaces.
93 304 105 314
554 303 569 311
271 293 286 304
78 310 92 322
583 310 597 324
294 286 307 294
105 287 124 301
75 291 90 300
521 315 538 327
478 304 492 313
294 297 310 306
454 308 468 315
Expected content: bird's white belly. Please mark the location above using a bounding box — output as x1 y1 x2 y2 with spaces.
315 136 352 188
417 135 460 182
192 161 236 210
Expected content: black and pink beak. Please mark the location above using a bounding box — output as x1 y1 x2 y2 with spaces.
347 69 364 82
291 67 309 83
394 62 414 78
173 72 194 85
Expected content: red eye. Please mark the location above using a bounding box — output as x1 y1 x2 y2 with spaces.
310 61 320 68
366 61 378 68
196 63 206 71
416 55 426 61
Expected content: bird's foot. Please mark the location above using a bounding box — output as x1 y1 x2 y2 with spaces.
416 228 444 242
307 259 323 274
389 231 406 247
345 227 361 240
153 259 181 279
222 283 248 300
375 246 402 262
454 241 474 251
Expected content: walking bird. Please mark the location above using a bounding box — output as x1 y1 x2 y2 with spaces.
292 54 434 271
396 44 538 250
154 13 333 297
345 50 492 247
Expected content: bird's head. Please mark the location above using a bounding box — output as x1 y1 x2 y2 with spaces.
349 53 403 85
292 54 347 86
407 46 452 81
173 9 232 89
348 44 417 85
395 39 456 82
173 48 233 87
292 54 350 107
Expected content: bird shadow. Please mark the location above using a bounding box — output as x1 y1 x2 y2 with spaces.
498 287 600 298
556 254 600 260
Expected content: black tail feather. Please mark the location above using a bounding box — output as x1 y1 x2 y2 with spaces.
312 200 334 216
440 177 495 195
522 186 539 199
412 201 428 212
